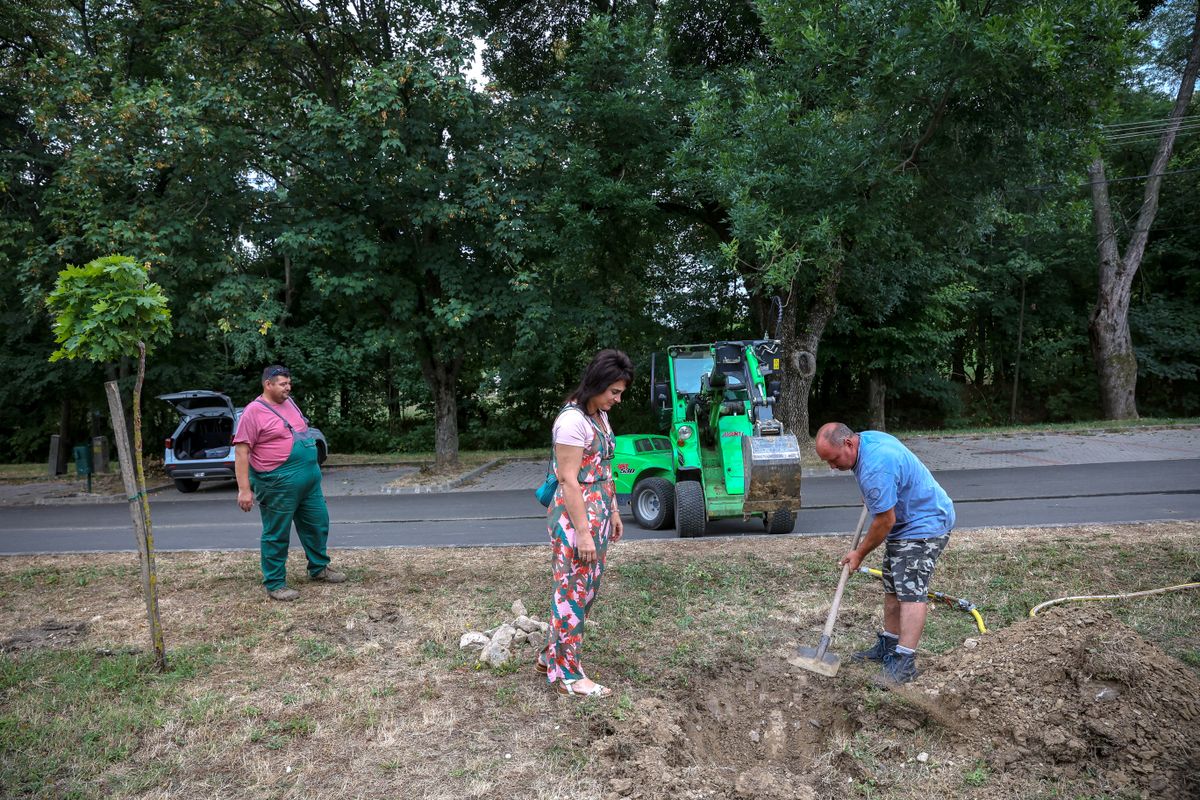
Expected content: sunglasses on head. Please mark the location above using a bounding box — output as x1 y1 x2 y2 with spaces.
266 367 290 379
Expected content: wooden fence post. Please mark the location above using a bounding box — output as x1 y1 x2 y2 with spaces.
105 380 167 670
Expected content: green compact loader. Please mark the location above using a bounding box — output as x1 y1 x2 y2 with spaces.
613 340 803 537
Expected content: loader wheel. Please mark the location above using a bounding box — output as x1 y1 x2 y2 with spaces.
674 480 706 539
765 509 796 534
631 477 674 530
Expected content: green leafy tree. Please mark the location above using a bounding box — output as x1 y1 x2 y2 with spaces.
679 0 1135 439
46 254 172 670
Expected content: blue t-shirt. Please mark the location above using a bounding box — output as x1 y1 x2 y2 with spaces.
853 431 955 540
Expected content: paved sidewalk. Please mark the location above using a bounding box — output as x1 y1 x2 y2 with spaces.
455 427 1200 492
2 427 1195 505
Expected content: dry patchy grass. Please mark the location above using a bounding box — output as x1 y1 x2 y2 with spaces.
1 522 1198 799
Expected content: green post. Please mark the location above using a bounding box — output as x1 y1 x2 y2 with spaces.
74 444 93 493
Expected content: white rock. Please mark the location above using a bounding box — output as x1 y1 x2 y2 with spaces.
513 615 541 633
916 752 929 763
963 638 980 649
479 638 513 668
512 631 529 646
489 623 517 649
459 631 490 651
511 600 527 618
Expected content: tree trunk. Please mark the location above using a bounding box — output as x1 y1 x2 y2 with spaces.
57 398 71 472
1010 276 1026 424
775 263 842 446
868 371 886 431
386 354 402 425
418 350 462 468
1088 2 1200 419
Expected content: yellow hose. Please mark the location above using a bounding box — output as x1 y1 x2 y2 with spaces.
1028 582 1200 617
857 567 988 634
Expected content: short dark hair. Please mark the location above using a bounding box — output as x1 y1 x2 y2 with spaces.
569 349 634 411
262 365 290 382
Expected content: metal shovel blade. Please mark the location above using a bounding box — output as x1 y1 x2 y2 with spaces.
788 644 842 677
788 636 842 677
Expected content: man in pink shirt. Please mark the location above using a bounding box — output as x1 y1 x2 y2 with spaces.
234 365 345 601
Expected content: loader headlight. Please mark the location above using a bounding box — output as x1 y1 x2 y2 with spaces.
677 425 693 441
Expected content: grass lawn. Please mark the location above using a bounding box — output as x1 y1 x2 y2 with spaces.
2 522 1198 799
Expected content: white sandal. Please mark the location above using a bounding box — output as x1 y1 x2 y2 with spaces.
556 678 612 699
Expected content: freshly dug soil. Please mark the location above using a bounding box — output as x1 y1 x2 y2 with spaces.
592 606 1200 799
922 606 1200 799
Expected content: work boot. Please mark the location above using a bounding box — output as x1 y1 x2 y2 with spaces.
876 651 919 686
851 632 897 664
311 568 346 583
267 586 300 602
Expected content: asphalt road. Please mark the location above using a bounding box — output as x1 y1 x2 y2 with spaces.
1 459 1197 554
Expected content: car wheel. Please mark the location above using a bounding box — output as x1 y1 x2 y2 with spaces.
674 480 706 539
174 478 200 494
316 441 328 465
765 509 796 534
631 477 674 530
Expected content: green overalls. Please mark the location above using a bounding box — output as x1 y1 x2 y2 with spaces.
249 401 331 590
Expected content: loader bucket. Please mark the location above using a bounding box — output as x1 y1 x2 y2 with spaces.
741 433 802 514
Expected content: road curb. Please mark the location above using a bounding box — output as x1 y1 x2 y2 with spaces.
27 482 174 506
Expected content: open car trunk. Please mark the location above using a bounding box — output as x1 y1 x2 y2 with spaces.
173 416 234 460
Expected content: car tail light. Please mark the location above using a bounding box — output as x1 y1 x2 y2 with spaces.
164 437 173 449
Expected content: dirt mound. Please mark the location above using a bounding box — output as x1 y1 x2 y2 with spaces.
919 606 1200 799
590 607 1200 799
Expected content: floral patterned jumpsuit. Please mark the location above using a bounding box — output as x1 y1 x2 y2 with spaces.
543 404 615 684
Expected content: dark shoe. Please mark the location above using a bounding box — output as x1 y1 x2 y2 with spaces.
311 568 346 583
876 651 919 686
852 633 897 664
267 587 300 601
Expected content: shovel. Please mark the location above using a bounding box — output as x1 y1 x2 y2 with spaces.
788 504 870 677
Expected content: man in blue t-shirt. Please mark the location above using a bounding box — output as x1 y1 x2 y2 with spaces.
814 422 956 684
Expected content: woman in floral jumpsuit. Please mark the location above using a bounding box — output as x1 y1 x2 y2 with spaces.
537 349 633 698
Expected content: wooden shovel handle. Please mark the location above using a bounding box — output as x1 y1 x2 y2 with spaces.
819 504 870 642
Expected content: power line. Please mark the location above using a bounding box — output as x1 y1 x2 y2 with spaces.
1104 119 1200 143
1082 165 1200 186
1100 113 1200 131
1082 166 1200 186
1023 165 1200 193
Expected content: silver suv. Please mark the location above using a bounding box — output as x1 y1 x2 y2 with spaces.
160 390 328 493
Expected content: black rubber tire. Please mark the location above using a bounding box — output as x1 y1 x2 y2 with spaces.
631 477 674 530
674 480 706 538
174 478 200 494
766 509 796 534
316 441 328 465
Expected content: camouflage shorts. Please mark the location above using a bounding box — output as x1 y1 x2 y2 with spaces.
881 534 950 602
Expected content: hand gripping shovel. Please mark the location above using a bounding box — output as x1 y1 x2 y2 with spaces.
788 504 870 677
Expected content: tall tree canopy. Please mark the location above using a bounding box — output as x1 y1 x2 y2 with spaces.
2 0 1196 465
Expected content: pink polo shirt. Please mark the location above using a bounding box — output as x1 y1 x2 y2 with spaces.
233 396 309 473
